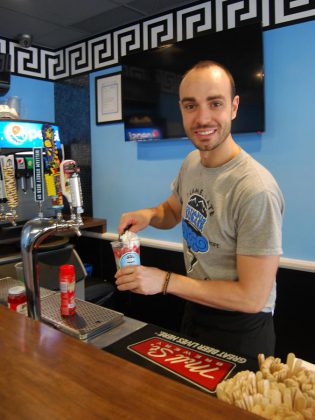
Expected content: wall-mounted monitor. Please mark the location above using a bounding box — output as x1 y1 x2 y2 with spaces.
121 23 264 142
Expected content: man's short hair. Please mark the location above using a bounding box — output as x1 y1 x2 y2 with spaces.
182 60 236 99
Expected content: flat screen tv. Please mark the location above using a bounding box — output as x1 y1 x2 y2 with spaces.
121 23 264 142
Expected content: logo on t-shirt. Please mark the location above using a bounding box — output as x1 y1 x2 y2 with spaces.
182 192 215 272
182 194 208 272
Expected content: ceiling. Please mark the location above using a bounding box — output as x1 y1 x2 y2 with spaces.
0 0 197 50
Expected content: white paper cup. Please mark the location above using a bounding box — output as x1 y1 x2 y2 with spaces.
111 239 140 269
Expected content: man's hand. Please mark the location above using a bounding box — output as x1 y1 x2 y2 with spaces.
115 265 166 295
118 194 182 234
118 209 154 234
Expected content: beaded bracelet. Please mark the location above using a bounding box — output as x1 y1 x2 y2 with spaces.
163 271 172 295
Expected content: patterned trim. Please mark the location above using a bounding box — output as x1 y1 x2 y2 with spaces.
0 0 314 81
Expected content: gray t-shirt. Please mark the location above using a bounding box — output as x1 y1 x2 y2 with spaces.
172 149 284 313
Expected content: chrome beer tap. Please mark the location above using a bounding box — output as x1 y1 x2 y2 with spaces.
21 215 83 320
21 149 84 320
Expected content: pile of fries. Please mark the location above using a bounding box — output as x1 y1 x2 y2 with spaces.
216 353 315 419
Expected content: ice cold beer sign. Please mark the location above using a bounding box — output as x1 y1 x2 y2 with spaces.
127 331 246 393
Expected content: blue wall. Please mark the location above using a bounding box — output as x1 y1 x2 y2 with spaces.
90 20 315 262
4 21 314 261
2 75 55 122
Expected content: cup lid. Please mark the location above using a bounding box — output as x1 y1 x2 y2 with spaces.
8 286 26 295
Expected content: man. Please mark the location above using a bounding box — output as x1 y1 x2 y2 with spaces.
115 61 284 359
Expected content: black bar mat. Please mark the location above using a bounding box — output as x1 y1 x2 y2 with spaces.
105 324 258 394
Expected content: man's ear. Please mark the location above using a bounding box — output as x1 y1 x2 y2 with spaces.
232 95 240 120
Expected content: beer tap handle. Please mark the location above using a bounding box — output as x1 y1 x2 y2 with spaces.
33 148 45 218
15 156 27 193
0 157 8 206
60 159 84 223
2 155 18 211
25 156 34 192
60 159 76 217
70 172 84 220
42 124 64 212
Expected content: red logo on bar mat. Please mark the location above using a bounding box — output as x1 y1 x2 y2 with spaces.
128 337 235 393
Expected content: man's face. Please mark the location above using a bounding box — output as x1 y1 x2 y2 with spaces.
179 66 239 152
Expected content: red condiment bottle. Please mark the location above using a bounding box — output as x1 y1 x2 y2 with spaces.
7 286 27 314
59 264 76 316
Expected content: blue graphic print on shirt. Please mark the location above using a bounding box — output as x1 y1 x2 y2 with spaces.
182 194 209 253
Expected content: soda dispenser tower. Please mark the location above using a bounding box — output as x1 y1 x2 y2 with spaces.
0 119 85 319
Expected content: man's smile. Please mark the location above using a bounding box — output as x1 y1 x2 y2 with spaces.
193 127 217 136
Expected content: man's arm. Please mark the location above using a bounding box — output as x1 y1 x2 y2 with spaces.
166 254 279 313
115 254 279 313
150 194 182 229
118 193 182 233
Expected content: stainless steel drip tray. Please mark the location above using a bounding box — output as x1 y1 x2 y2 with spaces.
0 277 123 341
41 292 124 341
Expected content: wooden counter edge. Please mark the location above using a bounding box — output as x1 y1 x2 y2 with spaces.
81 216 107 233
0 305 262 420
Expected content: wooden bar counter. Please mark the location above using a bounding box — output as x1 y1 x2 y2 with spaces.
0 306 262 419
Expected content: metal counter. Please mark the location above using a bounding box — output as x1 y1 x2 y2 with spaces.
0 276 146 347
88 316 146 348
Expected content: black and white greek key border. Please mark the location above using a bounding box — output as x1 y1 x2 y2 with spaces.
0 0 314 81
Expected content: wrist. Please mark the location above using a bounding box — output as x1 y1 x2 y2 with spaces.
162 271 172 295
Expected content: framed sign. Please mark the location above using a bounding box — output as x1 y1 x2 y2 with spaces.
95 72 122 124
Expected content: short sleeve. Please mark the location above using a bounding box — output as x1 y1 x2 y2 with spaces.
171 168 183 204
236 190 283 256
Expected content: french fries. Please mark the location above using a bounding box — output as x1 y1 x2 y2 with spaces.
216 353 315 419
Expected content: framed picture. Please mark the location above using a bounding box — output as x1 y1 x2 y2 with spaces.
95 72 122 124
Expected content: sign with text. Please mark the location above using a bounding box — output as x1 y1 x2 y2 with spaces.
105 325 257 395
0 120 61 149
33 147 44 202
128 336 235 393
125 127 162 142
